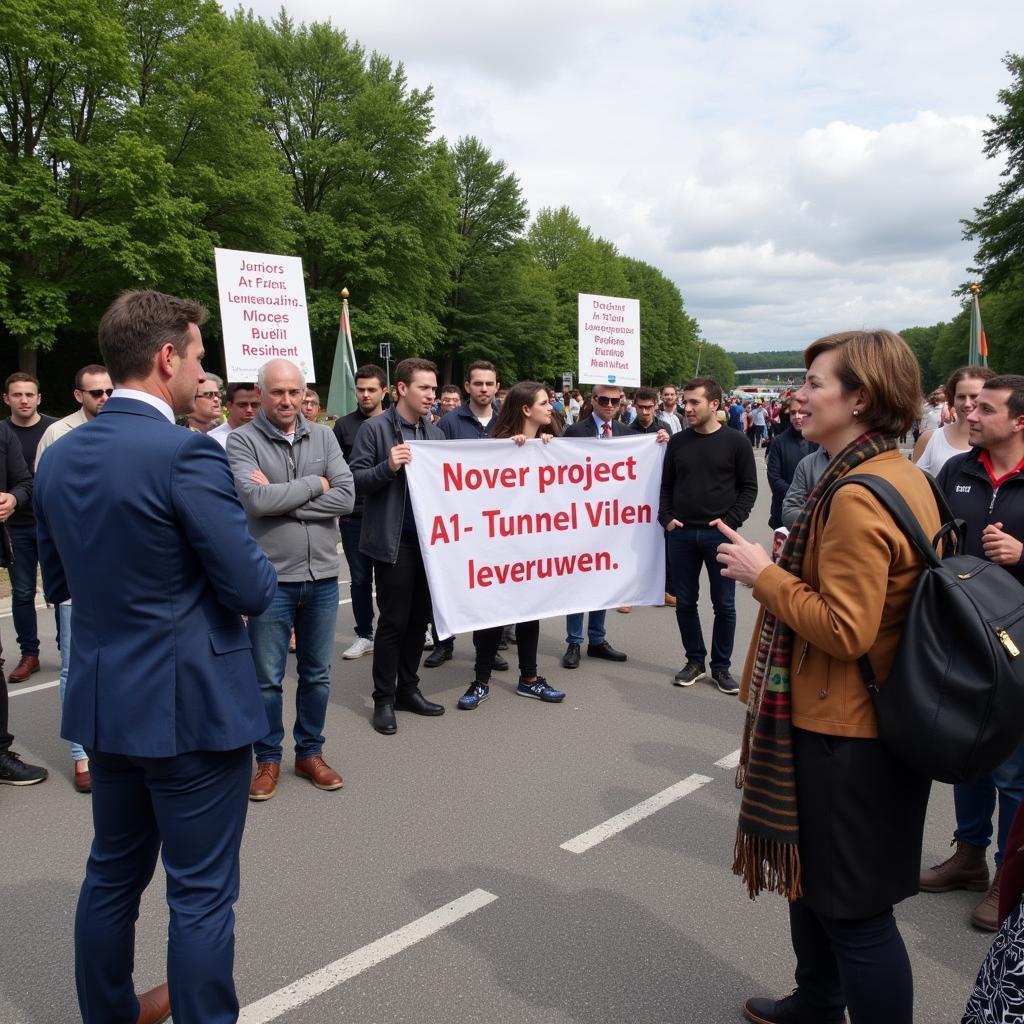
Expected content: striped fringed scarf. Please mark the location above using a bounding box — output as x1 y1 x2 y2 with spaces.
732 430 897 900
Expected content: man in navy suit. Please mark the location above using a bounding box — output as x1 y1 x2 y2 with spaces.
35 290 277 1024
559 383 633 669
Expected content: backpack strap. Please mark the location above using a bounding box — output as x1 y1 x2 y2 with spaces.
820 473 944 567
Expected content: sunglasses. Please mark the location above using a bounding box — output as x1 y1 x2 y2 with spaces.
196 390 221 400
84 388 113 399
593 395 621 407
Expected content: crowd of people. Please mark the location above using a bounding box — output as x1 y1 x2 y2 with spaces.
1 292 1023 1024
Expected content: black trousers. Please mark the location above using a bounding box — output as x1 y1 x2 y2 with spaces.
473 621 540 682
0 661 11 754
789 899 913 1024
371 542 431 705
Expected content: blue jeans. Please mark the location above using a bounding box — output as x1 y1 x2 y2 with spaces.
565 610 607 646
58 602 87 762
246 578 338 763
339 517 374 640
8 523 40 657
667 526 737 673
954 740 1024 864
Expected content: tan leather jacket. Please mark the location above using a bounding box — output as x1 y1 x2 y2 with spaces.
739 449 942 738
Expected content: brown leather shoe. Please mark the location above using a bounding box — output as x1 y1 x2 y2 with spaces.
971 865 1002 931
73 768 92 794
135 982 170 1024
920 839 989 892
249 762 280 801
8 655 40 683
664 592 677 607
295 755 343 791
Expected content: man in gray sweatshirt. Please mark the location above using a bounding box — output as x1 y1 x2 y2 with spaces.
227 359 354 801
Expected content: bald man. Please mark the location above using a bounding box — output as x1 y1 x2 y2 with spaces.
226 360 354 801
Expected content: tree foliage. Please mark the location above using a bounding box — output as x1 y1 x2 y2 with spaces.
1 1 709 395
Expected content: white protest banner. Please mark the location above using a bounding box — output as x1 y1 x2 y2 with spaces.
214 247 315 382
578 292 641 387
405 436 665 637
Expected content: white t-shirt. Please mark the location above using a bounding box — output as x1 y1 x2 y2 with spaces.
208 421 233 449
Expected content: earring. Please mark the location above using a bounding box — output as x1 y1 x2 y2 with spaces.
853 409 860 417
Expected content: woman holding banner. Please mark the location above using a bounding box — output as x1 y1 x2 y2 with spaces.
456 381 566 711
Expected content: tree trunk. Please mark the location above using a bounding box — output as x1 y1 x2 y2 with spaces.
18 339 37 377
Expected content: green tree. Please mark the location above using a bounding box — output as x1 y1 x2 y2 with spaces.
437 135 535 382
237 11 458 377
620 256 699 385
696 341 736 391
962 52 1024 353
527 206 631 380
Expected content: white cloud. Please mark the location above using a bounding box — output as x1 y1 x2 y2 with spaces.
232 0 1023 350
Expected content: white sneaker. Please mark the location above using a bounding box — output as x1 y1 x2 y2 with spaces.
342 636 374 659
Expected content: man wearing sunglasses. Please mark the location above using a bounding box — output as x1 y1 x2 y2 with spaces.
185 372 223 433
559 383 632 669
35 365 113 465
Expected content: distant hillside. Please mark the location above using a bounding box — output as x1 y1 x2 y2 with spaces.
729 351 805 371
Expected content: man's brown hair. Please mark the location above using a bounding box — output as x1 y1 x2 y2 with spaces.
683 377 723 408
98 290 207 385
984 375 1024 420
395 357 437 387
75 364 109 390
4 372 39 393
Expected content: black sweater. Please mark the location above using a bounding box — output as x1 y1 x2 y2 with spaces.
658 424 757 530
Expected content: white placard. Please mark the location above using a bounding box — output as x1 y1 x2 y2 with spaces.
214 247 315 382
405 436 666 637
578 292 640 387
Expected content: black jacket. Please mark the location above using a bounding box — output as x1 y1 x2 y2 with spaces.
766 427 817 528
333 409 378 517
562 415 632 439
0 421 33 523
349 405 444 564
936 448 1024 584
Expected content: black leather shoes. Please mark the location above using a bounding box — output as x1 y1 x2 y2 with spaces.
561 643 581 669
587 640 627 662
395 689 445 716
424 644 453 668
492 654 509 672
743 994 846 1024
372 704 397 734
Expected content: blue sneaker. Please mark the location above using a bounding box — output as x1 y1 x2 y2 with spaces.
457 682 490 710
516 676 565 703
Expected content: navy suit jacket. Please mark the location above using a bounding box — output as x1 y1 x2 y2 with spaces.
34 397 277 757
561 416 633 439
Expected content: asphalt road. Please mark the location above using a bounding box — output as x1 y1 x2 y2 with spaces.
0 450 994 1023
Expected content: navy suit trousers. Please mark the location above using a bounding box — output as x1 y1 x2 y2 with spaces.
77 745 252 1024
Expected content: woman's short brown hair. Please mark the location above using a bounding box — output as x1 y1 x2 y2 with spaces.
803 329 921 436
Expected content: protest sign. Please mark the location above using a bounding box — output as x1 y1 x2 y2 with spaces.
405 436 666 637
214 247 315 382
578 292 641 387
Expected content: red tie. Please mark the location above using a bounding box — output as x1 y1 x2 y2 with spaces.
602 421 612 439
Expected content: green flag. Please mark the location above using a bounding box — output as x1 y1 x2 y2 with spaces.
326 295 358 418
968 285 989 367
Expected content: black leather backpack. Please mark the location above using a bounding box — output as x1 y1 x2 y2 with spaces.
823 473 1024 784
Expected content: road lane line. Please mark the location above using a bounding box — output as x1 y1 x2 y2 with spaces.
714 748 741 770
237 889 498 1024
560 774 713 854
8 678 60 697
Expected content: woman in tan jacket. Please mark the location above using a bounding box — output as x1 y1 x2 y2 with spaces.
715 330 941 1024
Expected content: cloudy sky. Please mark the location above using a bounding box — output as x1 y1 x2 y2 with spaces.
237 0 1021 351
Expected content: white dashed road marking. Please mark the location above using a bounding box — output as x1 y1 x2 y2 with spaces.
560 773 714 854
236 889 498 1024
